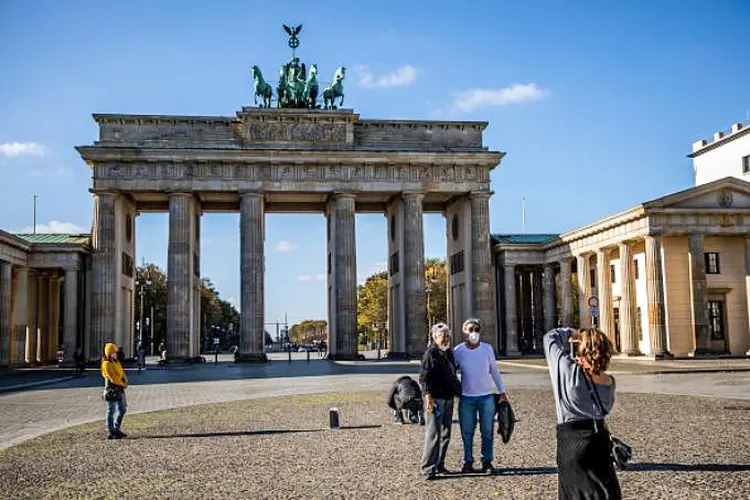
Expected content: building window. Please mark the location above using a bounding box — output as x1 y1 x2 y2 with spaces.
708 300 725 340
610 264 616 284
633 259 639 280
449 250 465 275
389 252 400 276
743 155 750 174
121 252 134 278
636 307 642 341
590 268 596 288
705 252 720 274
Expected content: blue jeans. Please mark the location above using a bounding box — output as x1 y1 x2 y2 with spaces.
459 394 495 464
105 393 127 432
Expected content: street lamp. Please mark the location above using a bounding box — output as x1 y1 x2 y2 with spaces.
425 267 439 336
374 324 380 360
137 274 152 350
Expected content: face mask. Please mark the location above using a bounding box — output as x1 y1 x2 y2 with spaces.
438 343 451 352
468 332 480 344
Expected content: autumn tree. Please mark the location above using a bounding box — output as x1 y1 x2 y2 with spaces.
425 257 447 327
356 271 388 346
289 320 328 344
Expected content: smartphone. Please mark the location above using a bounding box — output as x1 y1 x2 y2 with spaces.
568 338 580 360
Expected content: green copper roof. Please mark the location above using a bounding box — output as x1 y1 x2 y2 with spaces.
491 234 559 245
14 233 91 245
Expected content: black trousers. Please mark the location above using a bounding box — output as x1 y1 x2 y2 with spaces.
420 398 453 477
556 420 621 500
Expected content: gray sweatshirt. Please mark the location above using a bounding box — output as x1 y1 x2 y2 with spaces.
543 328 615 424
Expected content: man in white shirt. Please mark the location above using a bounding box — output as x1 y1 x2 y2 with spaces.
453 318 508 474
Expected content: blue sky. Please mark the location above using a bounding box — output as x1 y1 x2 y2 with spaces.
1 0 749 325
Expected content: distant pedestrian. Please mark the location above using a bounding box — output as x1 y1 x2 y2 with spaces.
419 323 462 480
453 318 507 474
543 327 621 499
101 342 129 439
73 348 86 376
136 342 146 372
158 342 167 362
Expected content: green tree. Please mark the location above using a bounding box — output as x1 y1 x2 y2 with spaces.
357 271 388 346
425 257 447 327
289 320 327 344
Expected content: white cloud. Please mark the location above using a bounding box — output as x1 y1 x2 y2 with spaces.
274 240 297 253
452 83 550 113
357 65 418 89
0 142 48 157
297 274 326 283
18 220 86 234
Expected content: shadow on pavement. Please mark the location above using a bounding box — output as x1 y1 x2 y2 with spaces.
433 462 750 480
134 424 382 440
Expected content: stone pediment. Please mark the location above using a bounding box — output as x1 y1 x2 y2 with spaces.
644 177 750 211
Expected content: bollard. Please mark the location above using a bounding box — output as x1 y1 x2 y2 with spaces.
329 408 340 429
288 347 292 362
306 349 310 362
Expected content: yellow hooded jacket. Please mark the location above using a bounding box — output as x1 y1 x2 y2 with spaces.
101 342 128 389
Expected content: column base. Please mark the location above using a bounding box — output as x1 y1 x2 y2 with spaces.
385 351 410 360
623 350 643 357
326 352 362 361
234 352 269 363
164 356 208 365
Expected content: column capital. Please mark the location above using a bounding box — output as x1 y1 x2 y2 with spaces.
239 190 264 199
89 189 119 198
401 191 425 200
331 192 357 200
469 190 493 200
166 191 195 198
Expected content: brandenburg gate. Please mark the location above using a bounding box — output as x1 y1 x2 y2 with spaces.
76 27 503 361
77 107 502 361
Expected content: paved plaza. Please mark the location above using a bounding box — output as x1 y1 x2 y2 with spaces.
1 377 749 499
0 360 748 498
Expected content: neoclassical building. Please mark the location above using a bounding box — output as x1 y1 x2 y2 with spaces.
0 232 89 366
1 116 749 367
493 121 750 358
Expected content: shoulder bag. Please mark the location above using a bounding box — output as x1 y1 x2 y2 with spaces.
582 373 632 471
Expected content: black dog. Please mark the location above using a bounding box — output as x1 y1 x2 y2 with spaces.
387 376 425 425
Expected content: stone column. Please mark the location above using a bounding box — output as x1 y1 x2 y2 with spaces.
90 192 118 359
596 248 613 340
12 266 28 365
532 267 544 351
167 193 197 360
26 271 38 363
331 193 357 360
238 192 267 362
559 258 574 327
470 191 497 351
503 265 520 356
36 273 49 363
403 192 426 356
577 254 592 327
48 275 62 362
688 234 710 354
644 236 669 357
0 261 11 365
745 238 750 355
619 242 640 355
62 269 79 363
543 264 557 332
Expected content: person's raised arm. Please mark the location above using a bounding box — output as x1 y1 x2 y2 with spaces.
543 327 576 370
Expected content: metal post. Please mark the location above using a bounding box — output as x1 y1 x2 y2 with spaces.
150 306 155 356
33 194 37 234
288 344 292 362
139 284 145 345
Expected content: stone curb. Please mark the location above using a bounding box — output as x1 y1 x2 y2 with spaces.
499 360 750 376
0 376 77 395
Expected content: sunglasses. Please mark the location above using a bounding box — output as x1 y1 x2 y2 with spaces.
467 326 481 333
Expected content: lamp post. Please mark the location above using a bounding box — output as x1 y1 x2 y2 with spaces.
425 267 438 342
374 324 380 360
137 274 152 349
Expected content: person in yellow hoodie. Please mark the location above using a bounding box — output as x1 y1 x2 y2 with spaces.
101 342 129 439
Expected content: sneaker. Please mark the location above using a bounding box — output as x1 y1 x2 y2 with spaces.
393 412 405 425
461 462 477 474
106 433 117 440
435 465 452 475
481 461 496 474
423 473 436 481
114 429 127 438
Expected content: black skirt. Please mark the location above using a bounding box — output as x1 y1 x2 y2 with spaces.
556 420 621 500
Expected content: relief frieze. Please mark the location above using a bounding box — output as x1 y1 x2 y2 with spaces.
245 122 347 144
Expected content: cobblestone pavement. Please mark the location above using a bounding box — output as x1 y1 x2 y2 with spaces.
1 390 749 499
2 359 750 450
